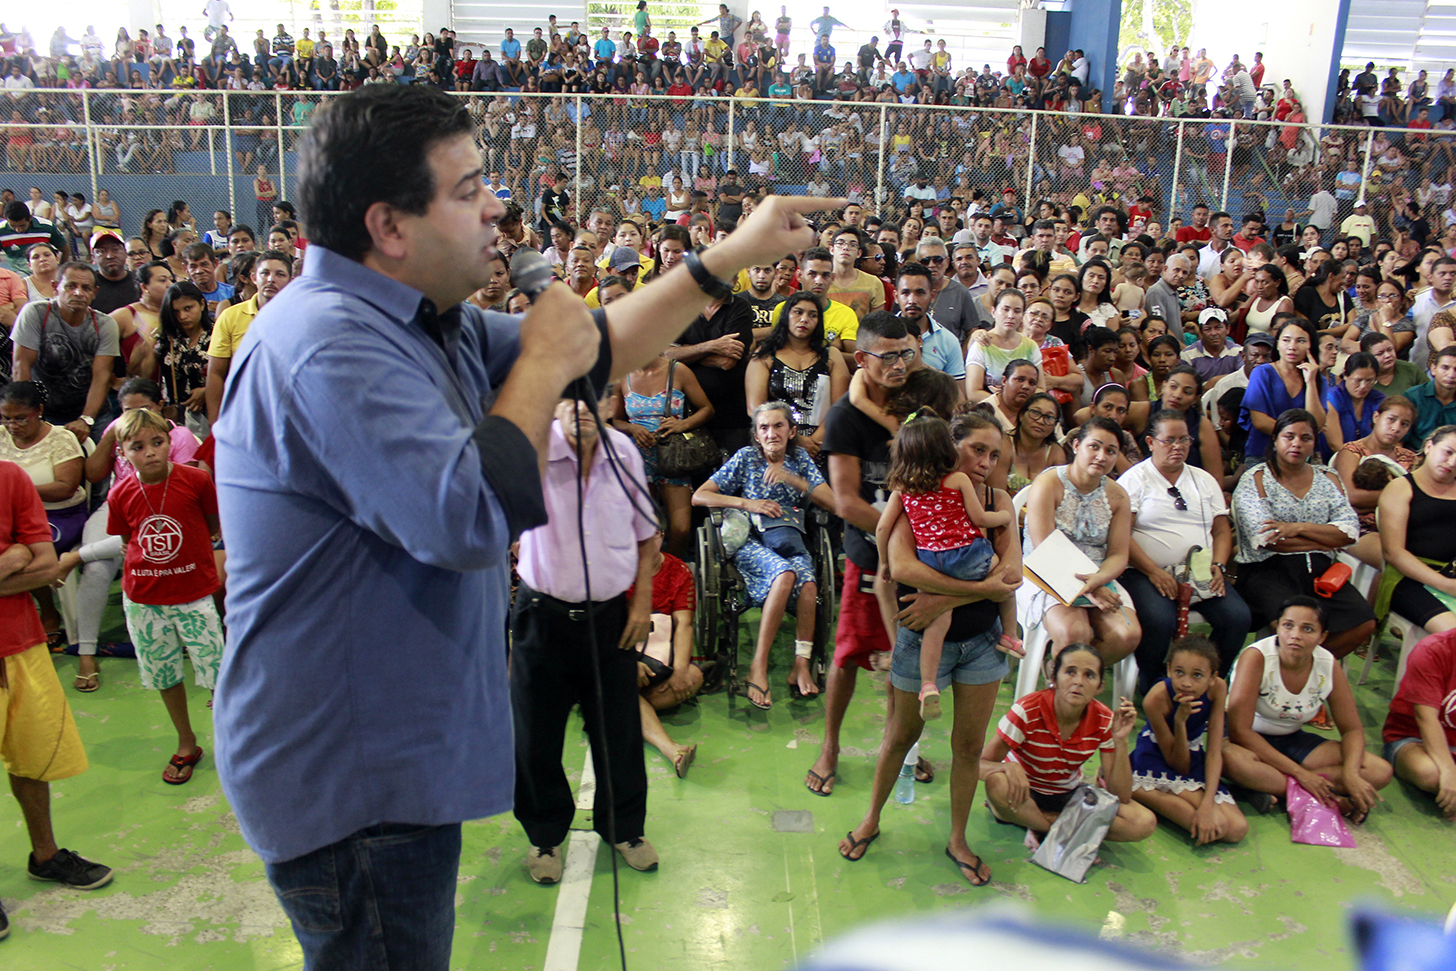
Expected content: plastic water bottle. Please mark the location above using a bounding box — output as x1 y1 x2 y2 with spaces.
894 742 918 804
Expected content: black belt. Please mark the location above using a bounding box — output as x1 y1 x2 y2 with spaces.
518 585 624 623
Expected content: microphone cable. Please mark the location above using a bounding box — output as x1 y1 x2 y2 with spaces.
567 379 668 971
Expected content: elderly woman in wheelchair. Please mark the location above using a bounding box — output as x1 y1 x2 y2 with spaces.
693 401 836 710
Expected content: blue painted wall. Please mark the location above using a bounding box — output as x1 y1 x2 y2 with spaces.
1044 12 1072 71
1324 0 1353 124
1066 0 1123 112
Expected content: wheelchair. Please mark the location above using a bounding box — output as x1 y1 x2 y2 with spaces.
693 506 837 706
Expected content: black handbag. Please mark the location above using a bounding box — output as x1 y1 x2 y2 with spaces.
655 361 721 477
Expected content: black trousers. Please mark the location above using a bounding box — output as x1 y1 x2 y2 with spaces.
510 585 647 849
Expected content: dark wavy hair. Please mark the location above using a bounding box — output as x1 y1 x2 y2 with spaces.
886 407 959 494
0 381 46 411
297 85 475 262
753 291 827 363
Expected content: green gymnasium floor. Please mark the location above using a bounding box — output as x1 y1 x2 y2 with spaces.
1 601 1451 971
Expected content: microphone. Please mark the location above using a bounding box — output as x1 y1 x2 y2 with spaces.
509 247 556 302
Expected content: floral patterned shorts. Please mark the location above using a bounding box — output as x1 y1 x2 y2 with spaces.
121 595 224 691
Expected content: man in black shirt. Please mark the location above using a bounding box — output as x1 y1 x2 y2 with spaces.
88 229 140 315
669 292 756 454
739 263 785 340
856 37 882 81
716 170 745 228
806 311 918 797
538 173 570 234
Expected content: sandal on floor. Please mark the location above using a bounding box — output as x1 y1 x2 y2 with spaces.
744 681 772 710
943 844 990 885
805 769 835 797
163 747 204 785
944 846 992 886
674 743 697 780
840 829 879 862
46 629 68 654
73 672 100 693
914 757 934 784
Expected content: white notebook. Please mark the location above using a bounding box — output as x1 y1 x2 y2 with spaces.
1022 528 1101 606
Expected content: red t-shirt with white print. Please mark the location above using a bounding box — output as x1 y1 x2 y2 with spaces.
107 463 220 605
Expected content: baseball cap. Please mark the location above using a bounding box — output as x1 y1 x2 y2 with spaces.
1354 199 1368 208
1198 307 1228 327
91 227 125 247
609 247 643 271
1245 331 1274 348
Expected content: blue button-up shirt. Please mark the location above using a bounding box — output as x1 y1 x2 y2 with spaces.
213 245 608 864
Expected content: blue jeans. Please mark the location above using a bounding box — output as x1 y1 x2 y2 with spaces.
266 822 462 971
1120 568 1251 692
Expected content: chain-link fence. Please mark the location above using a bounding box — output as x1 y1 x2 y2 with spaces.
2 89 1451 255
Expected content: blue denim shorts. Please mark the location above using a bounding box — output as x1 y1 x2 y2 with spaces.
917 537 993 582
1381 736 1422 764
889 618 1007 693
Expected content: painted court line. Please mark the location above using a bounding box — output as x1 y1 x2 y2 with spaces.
543 747 598 971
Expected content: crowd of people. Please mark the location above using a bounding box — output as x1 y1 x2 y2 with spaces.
0 50 1454 968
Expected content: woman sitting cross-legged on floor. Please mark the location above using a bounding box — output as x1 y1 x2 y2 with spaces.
1221 596 1393 821
692 401 835 709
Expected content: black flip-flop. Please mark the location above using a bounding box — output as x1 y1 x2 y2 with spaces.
840 829 879 861
805 769 835 797
944 846 992 886
744 681 772 710
915 757 934 784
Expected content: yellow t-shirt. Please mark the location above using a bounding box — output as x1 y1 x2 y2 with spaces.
296 38 316 58
771 298 859 345
705 38 728 63
209 295 261 359
826 269 887 320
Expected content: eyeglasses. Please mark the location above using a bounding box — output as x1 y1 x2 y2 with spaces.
1376 293 1402 301
1154 435 1193 448
1166 485 1188 511
862 348 917 365
0 413 35 425
920 254 947 263
1024 409 1058 423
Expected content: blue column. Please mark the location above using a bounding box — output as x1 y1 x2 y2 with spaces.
1066 0 1123 113
1323 0 1353 124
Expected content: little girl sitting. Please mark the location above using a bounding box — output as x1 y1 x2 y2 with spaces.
1130 635 1249 844
875 409 1012 719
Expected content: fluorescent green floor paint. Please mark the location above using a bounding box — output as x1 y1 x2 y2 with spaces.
2 604 1450 970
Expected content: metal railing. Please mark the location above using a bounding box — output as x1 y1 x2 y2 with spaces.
1 88 1447 244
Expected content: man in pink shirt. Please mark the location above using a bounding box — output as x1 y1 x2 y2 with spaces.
511 392 659 885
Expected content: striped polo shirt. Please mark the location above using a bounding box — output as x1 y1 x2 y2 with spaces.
996 688 1114 794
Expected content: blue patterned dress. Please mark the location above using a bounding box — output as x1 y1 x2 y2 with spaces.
708 446 826 604
623 374 689 487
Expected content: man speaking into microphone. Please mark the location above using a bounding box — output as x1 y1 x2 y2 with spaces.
211 83 829 971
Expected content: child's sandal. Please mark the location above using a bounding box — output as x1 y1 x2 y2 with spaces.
919 682 942 721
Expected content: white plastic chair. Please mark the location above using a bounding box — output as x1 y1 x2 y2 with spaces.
1336 550 1381 603
1357 611 1426 689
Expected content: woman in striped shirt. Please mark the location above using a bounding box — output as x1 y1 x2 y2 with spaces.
980 644 1157 844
